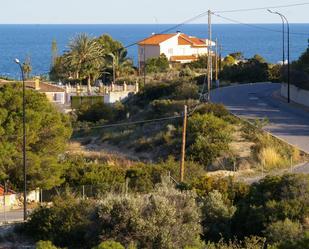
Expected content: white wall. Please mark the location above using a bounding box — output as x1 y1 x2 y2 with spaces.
104 91 132 103
281 83 309 107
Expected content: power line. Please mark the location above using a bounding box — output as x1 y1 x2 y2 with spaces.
74 115 182 131
213 13 309 36
214 2 309 13
123 11 209 50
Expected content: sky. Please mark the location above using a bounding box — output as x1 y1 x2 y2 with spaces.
0 0 308 24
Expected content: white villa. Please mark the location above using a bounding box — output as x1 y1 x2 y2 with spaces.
138 32 215 64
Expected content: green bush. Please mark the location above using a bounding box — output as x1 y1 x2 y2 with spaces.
93 240 125 249
265 218 303 244
205 236 266 249
25 194 95 248
233 174 309 238
146 54 169 73
95 182 201 249
201 190 236 241
220 55 269 83
269 232 309 249
187 114 233 166
36 240 59 249
76 102 114 122
194 103 233 121
189 55 208 69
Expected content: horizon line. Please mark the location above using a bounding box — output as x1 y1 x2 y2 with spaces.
0 22 309 25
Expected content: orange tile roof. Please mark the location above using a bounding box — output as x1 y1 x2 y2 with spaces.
170 55 198 62
178 36 192 45
0 81 65 93
138 34 176 45
180 34 206 46
139 33 209 48
25 81 65 93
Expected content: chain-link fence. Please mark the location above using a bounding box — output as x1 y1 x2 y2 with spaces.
0 174 179 224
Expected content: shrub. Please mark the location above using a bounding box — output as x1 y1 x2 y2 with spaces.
146 54 169 73
94 182 201 249
187 114 233 166
233 174 309 238
258 147 285 170
265 218 303 244
194 103 231 120
205 236 266 249
93 240 125 249
189 55 208 69
270 232 309 249
36 241 59 249
24 194 95 248
77 102 115 122
201 190 236 241
220 55 269 83
193 175 249 203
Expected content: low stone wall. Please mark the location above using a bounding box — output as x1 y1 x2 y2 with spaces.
281 83 309 108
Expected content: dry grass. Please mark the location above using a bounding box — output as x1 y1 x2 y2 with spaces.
258 147 286 170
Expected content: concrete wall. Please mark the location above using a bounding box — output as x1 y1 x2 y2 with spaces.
281 83 309 107
104 91 132 103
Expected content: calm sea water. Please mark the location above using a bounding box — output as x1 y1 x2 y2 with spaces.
0 24 308 78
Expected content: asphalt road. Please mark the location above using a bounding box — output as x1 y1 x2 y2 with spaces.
0 209 24 224
211 83 309 153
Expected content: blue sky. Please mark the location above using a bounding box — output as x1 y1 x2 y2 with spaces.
1 0 308 24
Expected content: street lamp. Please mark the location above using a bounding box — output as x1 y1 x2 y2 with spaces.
14 58 27 221
267 10 290 103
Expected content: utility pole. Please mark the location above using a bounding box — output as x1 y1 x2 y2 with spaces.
207 10 212 101
215 38 219 88
143 44 146 87
219 42 223 72
180 105 187 182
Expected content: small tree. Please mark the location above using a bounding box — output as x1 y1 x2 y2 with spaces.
146 54 169 73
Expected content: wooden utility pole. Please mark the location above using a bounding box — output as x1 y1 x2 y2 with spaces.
207 10 212 101
180 105 188 182
143 44 146 87
219 42 223 72
215 38 218 85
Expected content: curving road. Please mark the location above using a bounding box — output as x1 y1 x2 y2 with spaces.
211 83 309 153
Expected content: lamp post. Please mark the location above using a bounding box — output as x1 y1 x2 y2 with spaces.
14 58 27 221
267 10 290 103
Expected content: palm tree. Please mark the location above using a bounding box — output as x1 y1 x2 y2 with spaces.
22 56 32 80
65 33 104 92
107 47 133 82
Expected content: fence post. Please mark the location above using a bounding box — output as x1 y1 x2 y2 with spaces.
125 178 129 197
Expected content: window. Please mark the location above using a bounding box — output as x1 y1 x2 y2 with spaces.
168 48 173 55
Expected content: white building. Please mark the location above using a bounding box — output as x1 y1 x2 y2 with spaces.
27 79 66 105
138 32 215 64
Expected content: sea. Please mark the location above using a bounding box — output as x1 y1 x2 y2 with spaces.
0 24 308 79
